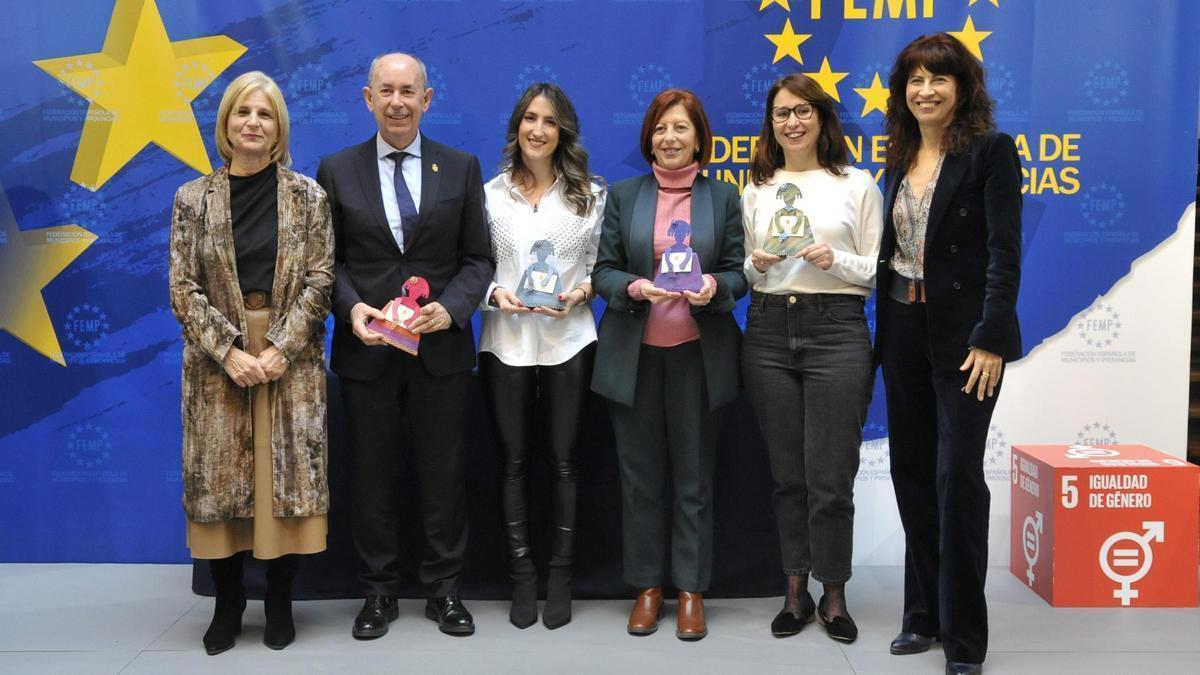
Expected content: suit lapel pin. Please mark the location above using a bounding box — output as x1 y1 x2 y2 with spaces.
432 163 439 173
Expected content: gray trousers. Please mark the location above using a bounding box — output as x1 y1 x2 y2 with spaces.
608 341 717 593
742 292 872 584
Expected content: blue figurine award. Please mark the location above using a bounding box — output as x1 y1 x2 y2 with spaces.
516 239 565 309
653 219 703 292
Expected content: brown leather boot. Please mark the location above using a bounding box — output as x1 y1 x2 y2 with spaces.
627 587 664 635
676 591 708 640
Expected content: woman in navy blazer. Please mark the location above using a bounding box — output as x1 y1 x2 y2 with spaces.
875 34 1022 675
591 89 746 641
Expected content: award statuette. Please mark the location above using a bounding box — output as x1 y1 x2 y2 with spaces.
368 276 429 356
763 183 814 257
653 219 703 293
516 239 565 309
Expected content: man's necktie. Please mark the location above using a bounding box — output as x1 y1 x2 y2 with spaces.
387 151 418 250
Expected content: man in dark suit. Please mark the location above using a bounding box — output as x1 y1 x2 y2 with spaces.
316 52 492 638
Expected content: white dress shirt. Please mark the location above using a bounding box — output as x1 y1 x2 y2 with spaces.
479 171 604 366
741 166 883 296
375 132 423 252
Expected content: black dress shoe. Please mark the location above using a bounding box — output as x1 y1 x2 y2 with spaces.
352 595 398 640
425 596 475 636
946 661 983 674
770 591 816 637
816 595 858 643
890 631 937 655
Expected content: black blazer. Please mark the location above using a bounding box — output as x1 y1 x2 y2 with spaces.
316 135 493 379
591 173 748 409
877 131 1023 365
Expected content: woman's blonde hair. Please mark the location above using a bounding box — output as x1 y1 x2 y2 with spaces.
214 71 291 167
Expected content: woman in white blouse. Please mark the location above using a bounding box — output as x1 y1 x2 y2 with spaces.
479 82 604 631
741 73 883 644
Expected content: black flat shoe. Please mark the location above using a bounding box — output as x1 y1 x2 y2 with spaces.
770 591 816 637
946 661 983 674
352 595 398 640
426 596 475 636
816 595 858 643
891 631 938 655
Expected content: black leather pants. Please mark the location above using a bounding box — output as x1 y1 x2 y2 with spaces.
479 344 594 575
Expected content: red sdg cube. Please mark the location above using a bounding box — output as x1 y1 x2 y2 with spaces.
1010 444 1199 607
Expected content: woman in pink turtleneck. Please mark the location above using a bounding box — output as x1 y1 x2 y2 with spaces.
591 88 747 641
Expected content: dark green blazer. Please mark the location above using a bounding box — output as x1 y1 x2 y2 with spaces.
591 172 748 409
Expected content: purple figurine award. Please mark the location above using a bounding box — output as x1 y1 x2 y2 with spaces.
653 219 703 293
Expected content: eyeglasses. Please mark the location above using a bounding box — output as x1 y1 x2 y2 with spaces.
771 104 814 122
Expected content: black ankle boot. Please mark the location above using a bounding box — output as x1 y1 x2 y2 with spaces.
509 556 538 629
203 553 246 655
543 565 573 629
264 555 298 649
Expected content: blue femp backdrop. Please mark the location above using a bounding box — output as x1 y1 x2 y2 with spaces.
0 0 1196 562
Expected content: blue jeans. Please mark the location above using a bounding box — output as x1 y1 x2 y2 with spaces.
742 292 873 583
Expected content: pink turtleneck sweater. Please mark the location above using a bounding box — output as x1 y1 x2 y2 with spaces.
627 162 715 347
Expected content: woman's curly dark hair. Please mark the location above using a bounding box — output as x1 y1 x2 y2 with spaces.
884 33 995 173
500 82 602 217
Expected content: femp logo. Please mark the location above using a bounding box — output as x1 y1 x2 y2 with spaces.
1077 302 1120 348
68 423 111 468
727 63 783 126
61 185 120 244
62 303 126 365
742 63 782 108
288 63 346 125
1080 183 1127 228
1067 183 1136 245
629 64 672 108
1068 60 1144 123
161 60 216 124
1084 61 1130 107
1076 422 1119 448
64 304 109 351
43 58 113 124
1061 300 1135 364
54 422 127 483
987 62 1028 123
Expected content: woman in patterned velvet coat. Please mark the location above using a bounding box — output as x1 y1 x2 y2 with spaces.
168 71 333 655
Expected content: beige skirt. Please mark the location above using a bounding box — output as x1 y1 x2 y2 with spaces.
187 305 327 560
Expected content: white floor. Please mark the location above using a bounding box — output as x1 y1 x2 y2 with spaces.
1 564 1198 674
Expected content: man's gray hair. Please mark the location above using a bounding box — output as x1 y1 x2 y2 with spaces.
367 52 428 90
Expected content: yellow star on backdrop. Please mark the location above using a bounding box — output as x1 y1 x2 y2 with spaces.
33 0 246 190
853 73 890 117
759 0 791 10
969 0 1000 6
804 57 850 102
949 15 992 60
765 19 812 65
0 185 97 366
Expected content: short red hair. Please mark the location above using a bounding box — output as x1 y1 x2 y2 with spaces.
639 88 713 168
